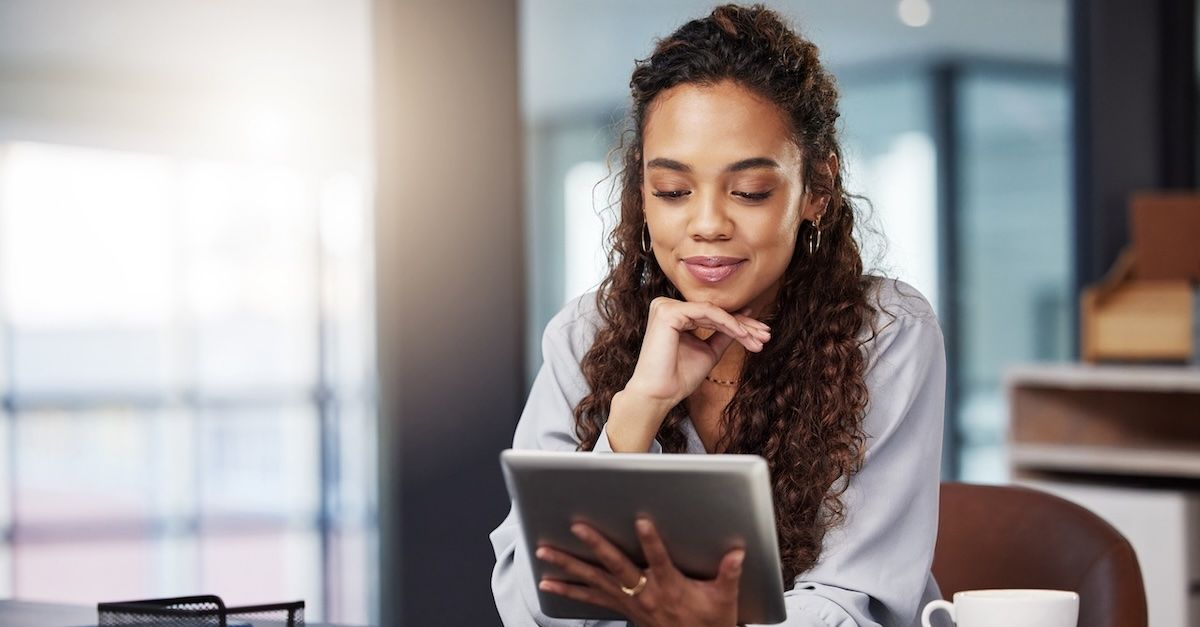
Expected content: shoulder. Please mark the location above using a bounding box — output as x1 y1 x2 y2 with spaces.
541 291 605 363
865 276 938 326
857 279 946 447
860 277 944 366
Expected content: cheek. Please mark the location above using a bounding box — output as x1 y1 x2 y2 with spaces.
775 214 802 244
645 207 686 244
746 219 800 284
759 235 798 274
750 212 801 258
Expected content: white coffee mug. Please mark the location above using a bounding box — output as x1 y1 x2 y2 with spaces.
921 589 1079 627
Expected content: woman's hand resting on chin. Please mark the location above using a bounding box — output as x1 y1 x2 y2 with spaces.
605 297 771 452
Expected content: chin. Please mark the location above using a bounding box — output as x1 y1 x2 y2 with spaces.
676 285 747 311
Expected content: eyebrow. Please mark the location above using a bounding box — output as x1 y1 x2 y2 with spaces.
645 157 781 173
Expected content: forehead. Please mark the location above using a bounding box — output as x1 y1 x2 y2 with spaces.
642 80 800 170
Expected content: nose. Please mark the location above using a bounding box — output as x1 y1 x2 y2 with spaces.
688 191 733 241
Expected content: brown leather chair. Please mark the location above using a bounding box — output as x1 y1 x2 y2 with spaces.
932 482 1148 627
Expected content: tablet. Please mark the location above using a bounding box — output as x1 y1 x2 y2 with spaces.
500 449 787 624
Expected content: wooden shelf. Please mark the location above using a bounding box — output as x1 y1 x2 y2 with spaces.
1005 362 1200 394
1007 362 1200 479
1011 443 1200 480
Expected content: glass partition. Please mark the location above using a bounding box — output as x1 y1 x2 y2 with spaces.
954 69 1072 481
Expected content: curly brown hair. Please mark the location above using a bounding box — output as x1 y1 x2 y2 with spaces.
571 4 881 585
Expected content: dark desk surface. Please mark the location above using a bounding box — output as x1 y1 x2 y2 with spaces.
0 599 368 627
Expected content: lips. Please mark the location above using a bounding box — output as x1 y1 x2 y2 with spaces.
682 256 747 284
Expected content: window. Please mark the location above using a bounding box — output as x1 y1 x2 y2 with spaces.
954 70 1072 481
0 141 376 623
840 72 940 312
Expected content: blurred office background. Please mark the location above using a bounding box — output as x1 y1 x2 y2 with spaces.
0 0 1196 626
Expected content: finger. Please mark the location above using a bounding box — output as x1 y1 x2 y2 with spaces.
728 307 769 346
646 300 764 357
729 327 765 352
539 578 625 613
683 311 762 351
715 548 745 599
741 324 771 342
739 329 766 351
700 303 760 338
635 518 680 581
703 326 739 357
663 305 764 353
667 302 753 342
536 546 620 595
739 317 770 332
572 523 643 589
659 299 768 336
734 313 771 333
688 315 758 347
686 314 758 353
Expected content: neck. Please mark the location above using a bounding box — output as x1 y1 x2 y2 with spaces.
708 341 746 383
746 280 782 323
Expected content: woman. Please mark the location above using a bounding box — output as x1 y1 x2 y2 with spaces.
491 4 945 626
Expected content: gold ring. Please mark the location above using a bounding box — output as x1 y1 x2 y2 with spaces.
620 574 648 597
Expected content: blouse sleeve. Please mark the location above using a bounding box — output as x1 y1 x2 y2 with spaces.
753 308 946 627
490 296 638 627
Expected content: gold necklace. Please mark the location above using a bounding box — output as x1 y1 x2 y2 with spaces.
704 374 739 386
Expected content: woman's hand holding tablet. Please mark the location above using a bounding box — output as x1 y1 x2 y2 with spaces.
500 450 787 625
536 517 745 627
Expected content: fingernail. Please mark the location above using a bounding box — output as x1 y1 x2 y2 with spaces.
636 518 651 534
539 580 552 591
536 548 548 560
571 524 587 538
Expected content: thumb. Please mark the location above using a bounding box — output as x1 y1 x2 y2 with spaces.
717 549 745 595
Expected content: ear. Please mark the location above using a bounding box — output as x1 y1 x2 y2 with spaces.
801 151 839 222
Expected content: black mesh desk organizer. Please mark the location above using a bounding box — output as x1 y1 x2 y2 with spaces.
98 594 304 626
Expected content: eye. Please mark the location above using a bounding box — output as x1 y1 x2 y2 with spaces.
733 190 772 201
651 190 691 199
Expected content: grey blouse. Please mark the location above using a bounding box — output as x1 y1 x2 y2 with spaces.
490 278 946 627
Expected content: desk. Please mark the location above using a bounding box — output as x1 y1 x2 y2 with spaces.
0 599 368 627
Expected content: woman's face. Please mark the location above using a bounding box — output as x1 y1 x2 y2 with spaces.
641 79 827 314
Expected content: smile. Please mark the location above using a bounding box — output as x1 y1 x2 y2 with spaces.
682 256 747 284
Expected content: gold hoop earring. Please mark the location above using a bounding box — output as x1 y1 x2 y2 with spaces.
808 215 823 255
641 223 652 255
